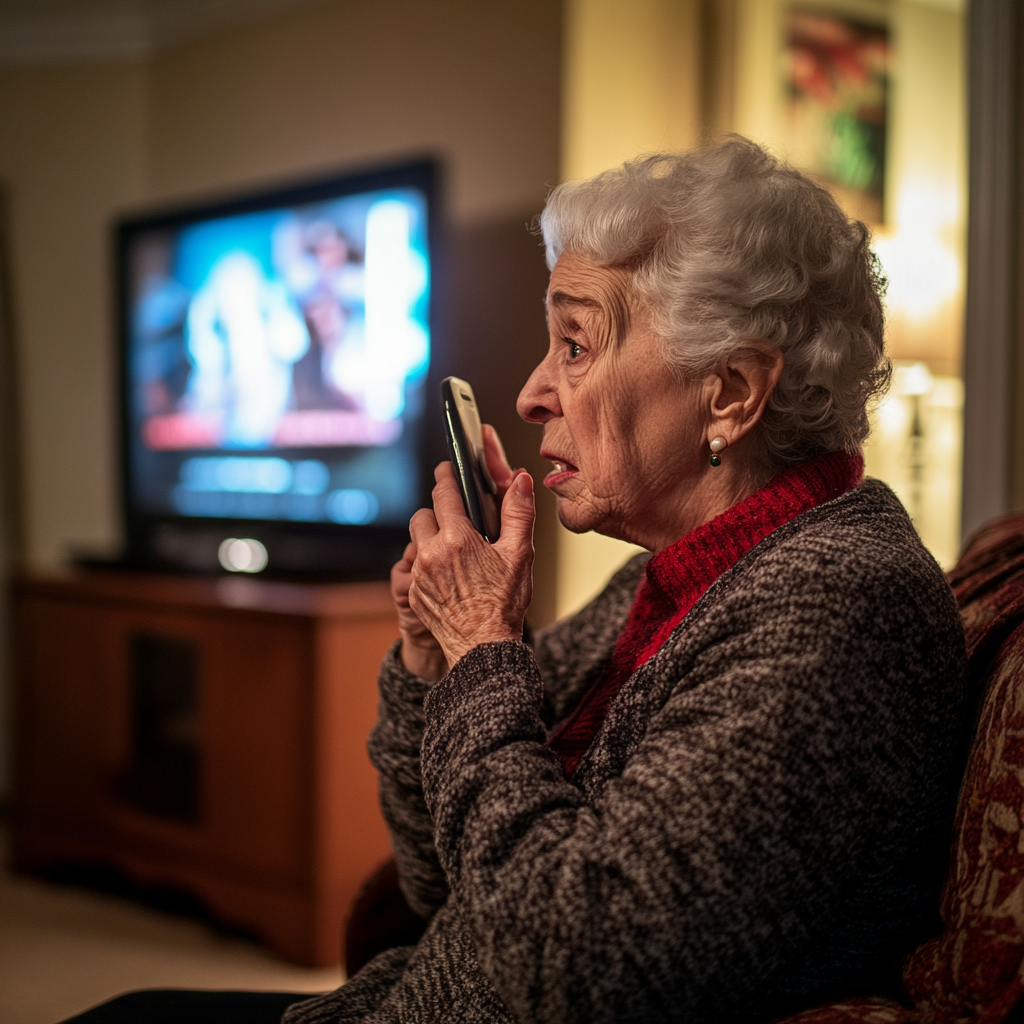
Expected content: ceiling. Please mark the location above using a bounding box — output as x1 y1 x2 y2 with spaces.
0 0 327 65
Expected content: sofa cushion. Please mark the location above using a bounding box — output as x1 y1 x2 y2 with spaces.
900 616 1024 1024
778 997 919 1024
948 514 1024 672
898 516 1024 1024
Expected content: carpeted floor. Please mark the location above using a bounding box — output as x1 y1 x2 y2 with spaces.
0 825 343 1024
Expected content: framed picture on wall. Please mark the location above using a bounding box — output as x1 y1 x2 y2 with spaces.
731 0 892 227
783 7 890 224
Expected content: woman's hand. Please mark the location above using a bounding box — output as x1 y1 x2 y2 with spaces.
391 425 532 679
405 425 536 672
392 538 449 681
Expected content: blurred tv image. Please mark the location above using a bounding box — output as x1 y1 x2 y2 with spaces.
125 185 430 529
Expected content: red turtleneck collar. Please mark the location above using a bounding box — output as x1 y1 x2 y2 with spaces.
547 450 865 777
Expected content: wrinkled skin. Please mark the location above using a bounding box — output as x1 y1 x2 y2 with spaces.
394 425 535 679
394 254 783 680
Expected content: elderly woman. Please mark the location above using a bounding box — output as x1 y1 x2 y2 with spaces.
65 138 965 1024
279 138 967 1024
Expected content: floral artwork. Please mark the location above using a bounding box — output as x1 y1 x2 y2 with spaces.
785 9 890 224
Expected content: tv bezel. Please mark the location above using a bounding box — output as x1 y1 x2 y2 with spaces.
114 157 440 581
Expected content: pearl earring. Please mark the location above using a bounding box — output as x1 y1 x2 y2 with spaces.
709 436 727 467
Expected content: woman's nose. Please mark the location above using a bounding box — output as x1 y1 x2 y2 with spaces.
517 356 560 423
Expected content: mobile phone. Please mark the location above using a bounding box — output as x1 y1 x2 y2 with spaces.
441 376 501 542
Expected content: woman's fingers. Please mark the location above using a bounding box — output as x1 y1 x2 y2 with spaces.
401 453 534 671
391 538 447 680
482 423 515 495
409 505 441 547
398 539 417 572
390 540 417 600
495 470 536 558
431 460 479 532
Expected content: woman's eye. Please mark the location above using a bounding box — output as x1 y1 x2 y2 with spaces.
565 340 583 359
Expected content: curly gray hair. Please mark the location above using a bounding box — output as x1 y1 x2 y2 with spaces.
539 136 890 467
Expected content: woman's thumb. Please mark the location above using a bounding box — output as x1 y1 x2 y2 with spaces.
498 470 535 546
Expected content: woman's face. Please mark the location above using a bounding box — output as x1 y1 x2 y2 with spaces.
517 255 712 550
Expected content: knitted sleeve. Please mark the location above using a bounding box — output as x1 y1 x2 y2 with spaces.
366 642 449 919
419 528 966 1023
365 556 646 918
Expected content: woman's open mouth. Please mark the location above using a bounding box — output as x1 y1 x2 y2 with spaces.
542 455 579 488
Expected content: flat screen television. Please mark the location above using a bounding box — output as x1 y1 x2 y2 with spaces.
115 159 437 579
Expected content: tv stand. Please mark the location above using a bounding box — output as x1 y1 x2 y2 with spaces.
11 568 399 967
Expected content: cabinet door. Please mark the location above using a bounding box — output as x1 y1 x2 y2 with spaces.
98 606 314 887
15 597 123 833
16 595 317 888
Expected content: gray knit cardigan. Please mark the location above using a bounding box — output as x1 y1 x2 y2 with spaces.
284 480 967 1024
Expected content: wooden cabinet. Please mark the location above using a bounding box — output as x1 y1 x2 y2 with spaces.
11 569 399 967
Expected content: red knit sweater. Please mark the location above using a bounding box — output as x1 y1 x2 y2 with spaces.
548 450 865 777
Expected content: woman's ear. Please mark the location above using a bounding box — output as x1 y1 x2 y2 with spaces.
706 346 784 445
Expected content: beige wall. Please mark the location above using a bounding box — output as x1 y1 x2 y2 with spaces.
0 60 149 569
0 59 148 800
0 0 563 800
562 0 701 182
147 0 559 223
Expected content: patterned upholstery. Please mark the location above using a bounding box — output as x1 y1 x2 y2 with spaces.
778 997 918 1024
781 514 1024 1024
947 513 1024 672
900 515 1024 1024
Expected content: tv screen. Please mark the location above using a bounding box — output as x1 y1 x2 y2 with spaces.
117 160 437 578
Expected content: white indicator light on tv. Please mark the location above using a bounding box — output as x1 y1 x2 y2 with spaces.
218 537 269 574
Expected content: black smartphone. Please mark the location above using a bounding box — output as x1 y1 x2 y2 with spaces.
441 376 501 542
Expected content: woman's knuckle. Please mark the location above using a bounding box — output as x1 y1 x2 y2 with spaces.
445 530 469 553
